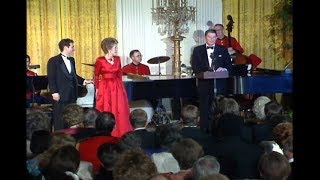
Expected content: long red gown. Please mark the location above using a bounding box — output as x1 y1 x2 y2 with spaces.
94 56 133 137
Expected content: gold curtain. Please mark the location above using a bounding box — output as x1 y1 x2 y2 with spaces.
27 0 117 78
222 0 292 70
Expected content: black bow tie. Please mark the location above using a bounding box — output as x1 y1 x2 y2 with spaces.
61 54 71 60
206 46 214 49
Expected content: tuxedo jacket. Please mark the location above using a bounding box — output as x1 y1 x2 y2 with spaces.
191 44 232 75
47 54 84 102
191 44 232 94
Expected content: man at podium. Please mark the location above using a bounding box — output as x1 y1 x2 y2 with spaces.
191 29 232 133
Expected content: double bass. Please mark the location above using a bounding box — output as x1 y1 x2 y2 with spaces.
225 15 250 64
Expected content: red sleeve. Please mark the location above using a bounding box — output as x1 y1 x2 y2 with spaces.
94 59 101 88
231 38 244 54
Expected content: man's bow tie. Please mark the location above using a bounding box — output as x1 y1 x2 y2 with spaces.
206 46 214 49
61 54 71 60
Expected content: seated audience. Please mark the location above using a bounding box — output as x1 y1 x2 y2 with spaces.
55 103 96 141
170 138 204 170
113 148 158 180
179 104 214 154
95 143 121 180
78 112 119 174
192 155 221 180
130 108 156 149
258 151 291 180
42 145 80 180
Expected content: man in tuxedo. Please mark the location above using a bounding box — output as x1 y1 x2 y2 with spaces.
47 38 93 131
191 29 232 133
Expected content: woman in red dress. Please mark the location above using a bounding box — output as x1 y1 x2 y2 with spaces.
94 37 133 137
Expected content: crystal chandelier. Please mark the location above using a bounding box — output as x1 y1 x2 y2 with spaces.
151 0 196 36
151 0 196 77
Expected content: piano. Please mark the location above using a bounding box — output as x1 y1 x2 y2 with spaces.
27 71 292 102
124 72 292 101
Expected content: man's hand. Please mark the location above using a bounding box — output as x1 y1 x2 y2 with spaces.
216 67 228 72
84 79 94 85
227 47 237 55
52 93 60 101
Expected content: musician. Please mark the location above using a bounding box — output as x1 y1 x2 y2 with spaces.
122 50 151 75
191 29 232 133
26 55 51 107
214 23 244 55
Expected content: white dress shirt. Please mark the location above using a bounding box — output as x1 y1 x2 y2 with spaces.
61 54 72 73
206 45 214 68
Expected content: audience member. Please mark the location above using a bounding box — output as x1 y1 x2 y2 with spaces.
258 151 291 180
130 109 156 149
26 109 52 157
192 155 221 180
42 145 80 180
113 148 158 180
170 138 204 170
78 111 119 174
179 104 214 154
95 143 121 180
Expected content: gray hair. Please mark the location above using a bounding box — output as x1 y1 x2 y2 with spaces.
192 155 220 180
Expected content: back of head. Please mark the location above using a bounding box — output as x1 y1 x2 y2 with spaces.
130 109 148 128
264 101 283 120
95 111 115 134
170 138 204 170
43 145 80 180
217 98 240 116
113 148 157 180
62 103 84 128
252 96 271 120
97 143 121 171
155 124 182 149
258 151 291 180
83 108 100 127
181 104 200 126
193 155 220 180
272 122 293 146
119 131 142 152
26 109 51 140
39 133 77 169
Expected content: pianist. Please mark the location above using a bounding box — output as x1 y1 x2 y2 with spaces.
26 55 52 107
191 29 232 133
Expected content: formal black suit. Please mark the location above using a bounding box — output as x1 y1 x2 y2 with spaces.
191 44 232 131
191 44 232 132
47 54 85 130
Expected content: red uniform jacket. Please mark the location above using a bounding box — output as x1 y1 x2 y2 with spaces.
216 36 244 54
122 63 151 75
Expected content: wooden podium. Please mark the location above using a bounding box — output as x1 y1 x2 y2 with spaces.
196 71 229 79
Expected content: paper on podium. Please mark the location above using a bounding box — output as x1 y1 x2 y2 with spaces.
77 83 95 107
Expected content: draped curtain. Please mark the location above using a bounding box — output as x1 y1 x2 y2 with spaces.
27 0 291 76
27 0 117 77
222 0 292 70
